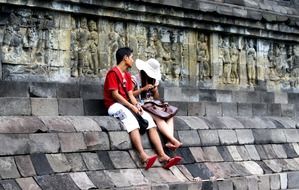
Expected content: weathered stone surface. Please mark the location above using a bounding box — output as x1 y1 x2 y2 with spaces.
178 130 201 146
16 177 41 190
258 175 270 190
252 104 267 116
84 131 109 150
227 146 243 161
70 172 96 190
176 148 196 164
56 83 80 98
39 116 75 132
0 81 29 97
189 147 206 162
15 155 36 177
0 134 29 155
31 98 58 116
91 116 122 131
86 171 114 189
142 167 183 184
217 179 233 190
67 116 101 131
247 175 259 190
272 144 287 159
237 103 253 117
46 153 72 173
269 174 280 190
242 161 263 175
65 153 87 172
202 146 223 162
0 117 46 133
245 145 260 160
218 130 238 145
280 173 288 189
83 99 107 116
198 130 220 146
185 163 214 180
187 102 205 116
0 179 21 190
219 117 245 129
0 98 31 116
232 177 248 190
0 157 20 179
58 98 84 116
29 82 57 98
80 84 103 99
109 151 136 169
217 146 234 162
179 116 209 129
106 169 148 187
29 133 60 153
58 133 87 152
31 153 53 176
109 131 132 150
35 174 80 190
222 103 238 117
235 129 254 144
81 152 104 170
205 102 222 116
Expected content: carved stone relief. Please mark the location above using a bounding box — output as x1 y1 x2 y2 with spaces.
1 7 299 91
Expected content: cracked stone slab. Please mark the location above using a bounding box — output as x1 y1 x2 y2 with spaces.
0 179 21 190
84 131 110 151
142 167 183 184
189 147 206 162
108 131 132 150
202 146 223 162
39 116 75 132
87 170 114 189
0 116 47 133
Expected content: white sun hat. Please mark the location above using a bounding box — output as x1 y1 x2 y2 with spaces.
135 58 161 81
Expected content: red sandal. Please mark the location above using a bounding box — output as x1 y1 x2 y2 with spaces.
162 156 182 169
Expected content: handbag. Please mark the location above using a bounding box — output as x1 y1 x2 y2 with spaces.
142 100 178 120
131 111 148 135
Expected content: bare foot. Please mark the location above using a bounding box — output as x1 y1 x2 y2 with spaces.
165 142 183 151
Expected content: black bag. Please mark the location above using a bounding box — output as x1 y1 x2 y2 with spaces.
131 112 148 135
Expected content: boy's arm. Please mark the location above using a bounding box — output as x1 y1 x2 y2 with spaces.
111 90 140 114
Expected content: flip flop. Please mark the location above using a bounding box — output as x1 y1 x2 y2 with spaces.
163 156 182 169
144 155 158 170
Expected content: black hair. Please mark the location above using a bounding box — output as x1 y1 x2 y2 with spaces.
116 47 133 65
140 70 156 99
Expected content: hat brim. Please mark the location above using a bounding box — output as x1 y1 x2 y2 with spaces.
135 59 161 80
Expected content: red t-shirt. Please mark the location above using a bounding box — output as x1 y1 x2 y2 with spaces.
103 66 133 109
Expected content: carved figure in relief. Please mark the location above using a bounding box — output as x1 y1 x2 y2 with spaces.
221 38 231 84
267 43 280 81
288 45 299 87
246 40 256 86
230 41 239 84
197 33 210 80
88 20 99 75
274 44 288 78
77 17 90 76
2 12 24 63
108 31 121 68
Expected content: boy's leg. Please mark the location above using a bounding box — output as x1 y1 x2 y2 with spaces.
129 128 149 161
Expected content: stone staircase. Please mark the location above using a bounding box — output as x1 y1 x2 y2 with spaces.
0 115 299 189
1 81 299 189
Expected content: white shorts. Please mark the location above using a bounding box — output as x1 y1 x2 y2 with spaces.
108 103 156 133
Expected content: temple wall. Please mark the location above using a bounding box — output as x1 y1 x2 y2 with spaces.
0 0 298 92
